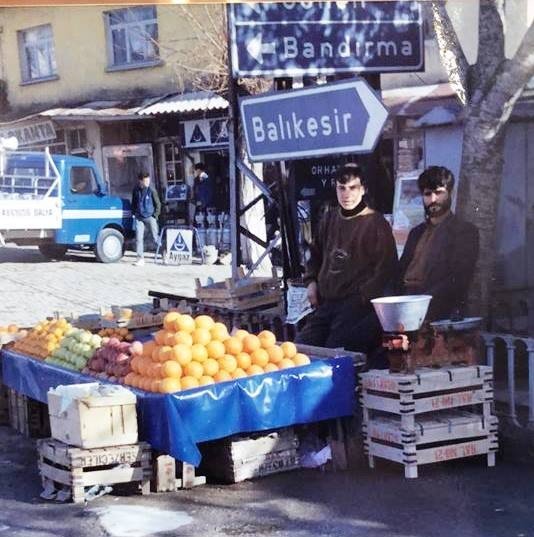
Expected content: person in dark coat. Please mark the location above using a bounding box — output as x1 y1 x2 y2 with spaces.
193 162 214 213
296 163 398 353
131 171 161 266
398 166 479 321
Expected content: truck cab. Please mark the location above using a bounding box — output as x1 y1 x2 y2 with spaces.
0 150 134 263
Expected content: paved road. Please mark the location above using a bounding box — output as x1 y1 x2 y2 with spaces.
0 425 533 537
0 245 232 326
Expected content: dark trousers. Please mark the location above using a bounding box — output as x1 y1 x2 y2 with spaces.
295 296 383 354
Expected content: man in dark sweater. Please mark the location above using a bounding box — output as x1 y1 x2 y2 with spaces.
296 163 398 353
398 166 479 320
131 172 161 266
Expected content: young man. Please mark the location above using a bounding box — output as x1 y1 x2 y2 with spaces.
193 162 214 213
296 163 398 353
398 166 479 320
131 172 161 266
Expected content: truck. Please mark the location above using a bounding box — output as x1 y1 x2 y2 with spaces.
0 148 133 263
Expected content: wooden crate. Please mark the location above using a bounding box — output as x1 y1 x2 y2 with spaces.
152 454 206 492
8 389 50 438
0 384 9 426
200 428 300 483
364 412 498 478
195 269 282 311
360 366 494 418
37 438 152 503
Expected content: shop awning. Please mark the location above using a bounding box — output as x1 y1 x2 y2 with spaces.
137 91 229 116
38 98 153 121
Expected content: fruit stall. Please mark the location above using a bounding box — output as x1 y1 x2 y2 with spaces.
0 311 359 467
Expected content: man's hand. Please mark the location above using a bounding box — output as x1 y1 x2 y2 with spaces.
307 281 319 308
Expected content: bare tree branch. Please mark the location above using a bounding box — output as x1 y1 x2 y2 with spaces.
429 0 470 105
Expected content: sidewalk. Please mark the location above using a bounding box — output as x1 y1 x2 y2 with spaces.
0 424 533 537
0 246 232 326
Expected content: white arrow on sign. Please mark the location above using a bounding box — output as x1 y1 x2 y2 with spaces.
246 34 276 65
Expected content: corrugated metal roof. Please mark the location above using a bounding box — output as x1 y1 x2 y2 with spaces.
38 98 151 120
138 91 229 116
382 82 460 116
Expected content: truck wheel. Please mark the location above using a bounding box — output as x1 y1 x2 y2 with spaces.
95 228 124 263
38 243 67 260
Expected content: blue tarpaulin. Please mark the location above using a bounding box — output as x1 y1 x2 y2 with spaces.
1 349 355 466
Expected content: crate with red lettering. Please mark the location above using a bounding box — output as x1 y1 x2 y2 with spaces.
359 366 498 478
360 366 493 417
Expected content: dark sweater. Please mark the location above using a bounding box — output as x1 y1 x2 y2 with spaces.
304 208 398 302
398 213 479 320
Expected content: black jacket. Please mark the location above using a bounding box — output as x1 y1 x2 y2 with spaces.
131 185 161 220
398 213 479 320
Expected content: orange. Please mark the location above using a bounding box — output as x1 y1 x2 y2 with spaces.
163 311 181 331
258 330 276 348
150 363 163 379
184 361 204 379
264 363 279 373
151 347 161 362
191 344 209 363
203 358 219 377
154 330 167 346
162 360 183 379
160 377 181 393
219 354 238 373
279 358 295 369
192 328 212 346
8 324 18 333
242 334 261 354
140 378 152 391
280 341 297 359
172 331 193 347
293 353 311 366
247 364 264 376
158 345 173 363
164 331 177 347
150 379 162 393
214 370 232 383
251 348 269 368
53 328 64 339
233 329 249 340
206 340 226 360
175 314 196 333
211 322 229 342
224 336 243 356
195 315 215 330
266 345 284 364
171 344 193 366
137 359 149 377
181 376 200 390
236 352 251 370
199 375 215 386
232 368 247 379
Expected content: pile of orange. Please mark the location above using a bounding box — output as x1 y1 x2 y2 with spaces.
124 312 310 394
98 327 134 342
12 318 73 359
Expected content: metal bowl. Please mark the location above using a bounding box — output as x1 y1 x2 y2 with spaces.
371 295 432 332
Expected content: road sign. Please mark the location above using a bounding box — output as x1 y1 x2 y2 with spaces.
165 229 193 265
240 79 388 162
230 1 423 77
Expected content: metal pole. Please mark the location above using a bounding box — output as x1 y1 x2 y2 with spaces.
226 5 239 280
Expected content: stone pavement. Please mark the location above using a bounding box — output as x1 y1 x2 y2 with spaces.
0 245 232 326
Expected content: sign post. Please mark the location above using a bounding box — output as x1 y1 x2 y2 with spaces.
230 1 423 77
240 79 388 162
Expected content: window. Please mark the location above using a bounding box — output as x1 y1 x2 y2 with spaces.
18 24 57 83
104 7 159 69
67 128 88 157
70 167 96 195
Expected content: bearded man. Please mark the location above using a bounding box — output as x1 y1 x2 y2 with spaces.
398 166 479 321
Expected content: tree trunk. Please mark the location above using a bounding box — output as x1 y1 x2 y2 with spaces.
456 110 506 317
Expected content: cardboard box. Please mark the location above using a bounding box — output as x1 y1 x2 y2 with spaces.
47 383 138 449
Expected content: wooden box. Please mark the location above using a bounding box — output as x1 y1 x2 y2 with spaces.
7 389 50 438
200 428 300 483
195 269 282 311
37 438 151 503
47 386 138 449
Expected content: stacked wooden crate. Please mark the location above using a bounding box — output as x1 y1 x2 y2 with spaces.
7 390 50 437
360 365 498 478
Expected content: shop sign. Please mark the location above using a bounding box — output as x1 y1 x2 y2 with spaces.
165 229 193 264
183 118 229 148
230 1 423 77
0 120 56 147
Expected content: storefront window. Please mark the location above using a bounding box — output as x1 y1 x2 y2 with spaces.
162 141 183 185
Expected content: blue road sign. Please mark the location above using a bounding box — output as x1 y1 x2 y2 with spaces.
230 1 423 77
239 79 388 162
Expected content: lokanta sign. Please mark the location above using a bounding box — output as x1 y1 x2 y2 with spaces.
0 121 57 147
